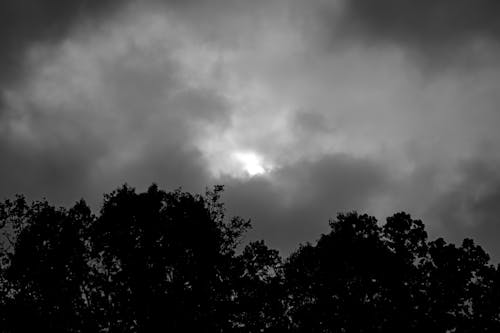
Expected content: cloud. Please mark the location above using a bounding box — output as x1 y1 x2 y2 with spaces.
305 0 500 68
0 8 230 205
341 0 500 44
222 154 391 253
0 0 130 104
1 0 500 259
424 156 500 260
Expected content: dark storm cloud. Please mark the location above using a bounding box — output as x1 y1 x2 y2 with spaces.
0 0 128 96
0 132 100 203
0 6 232 206
427 158 500 261
223 153 391 253
327 0 500 65
0 96 215 208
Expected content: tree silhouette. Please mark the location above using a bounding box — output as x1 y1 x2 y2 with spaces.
88 184 251 332
283 212 500 332
1 198 92 332
230 240 285 332
284 213 394 332
1 184 500 332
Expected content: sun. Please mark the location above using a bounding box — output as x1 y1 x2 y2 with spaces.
232 151 267 177
201 147 274 179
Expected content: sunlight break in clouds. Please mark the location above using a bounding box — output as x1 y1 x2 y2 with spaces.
232 151 272 177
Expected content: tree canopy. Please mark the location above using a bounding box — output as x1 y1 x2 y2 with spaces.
1 184 499 332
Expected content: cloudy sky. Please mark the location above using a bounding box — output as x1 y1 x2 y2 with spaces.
2 0 500 259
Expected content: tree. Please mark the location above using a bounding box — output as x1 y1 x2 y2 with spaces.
283 211 500 332
381 212 430 332
1 198 92 332
230 240 285 332
88 184 251 332
0 185 252 332
284 212 394 332
1 185 500 332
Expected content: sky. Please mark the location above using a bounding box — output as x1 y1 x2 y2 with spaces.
1 0 500 260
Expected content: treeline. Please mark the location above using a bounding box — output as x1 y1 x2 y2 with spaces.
1 184 500 332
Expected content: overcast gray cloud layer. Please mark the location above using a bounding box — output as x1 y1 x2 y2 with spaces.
0 0 129 99
1 0 500 259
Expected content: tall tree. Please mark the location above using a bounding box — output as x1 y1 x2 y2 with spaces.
1 198 92 332
88 184 251 332
284 212 394 332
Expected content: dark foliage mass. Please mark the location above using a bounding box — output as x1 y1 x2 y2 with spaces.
1 184 500 332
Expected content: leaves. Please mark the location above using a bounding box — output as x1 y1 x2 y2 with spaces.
0 186 499 332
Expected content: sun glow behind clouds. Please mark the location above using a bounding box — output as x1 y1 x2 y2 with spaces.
232 151 268 177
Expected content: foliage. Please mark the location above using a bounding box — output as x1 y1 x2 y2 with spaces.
1 185 500 332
